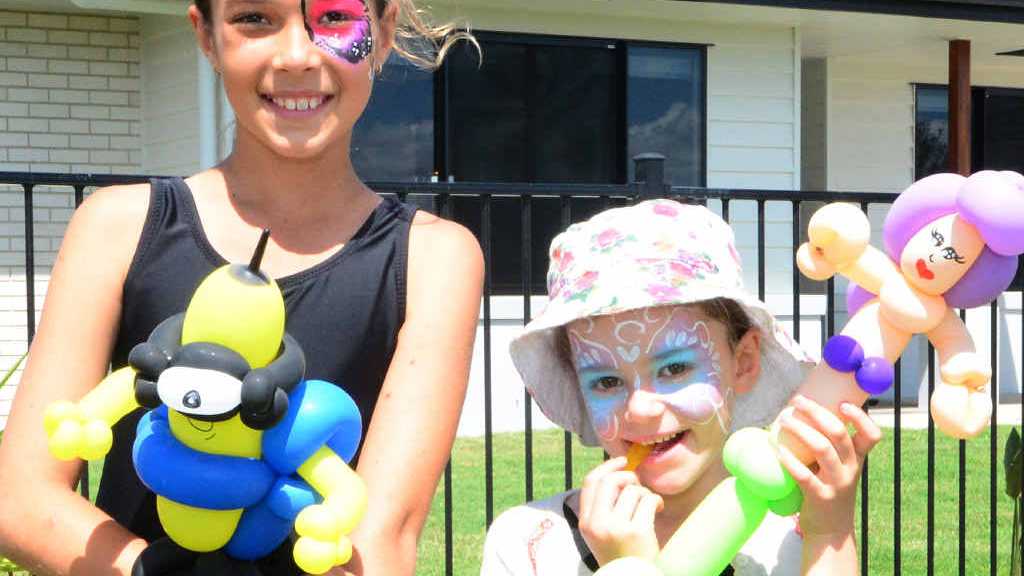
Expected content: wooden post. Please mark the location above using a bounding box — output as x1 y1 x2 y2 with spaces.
948 39 971 176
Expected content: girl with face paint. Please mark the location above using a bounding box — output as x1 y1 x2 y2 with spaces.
484 200 882 576
0 2 481 576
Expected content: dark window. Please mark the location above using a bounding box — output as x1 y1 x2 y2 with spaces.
914 84 1024 287
352 54 434 182
446 36 621 184
355 33 707 294
914 85 950 180
627 45 706 186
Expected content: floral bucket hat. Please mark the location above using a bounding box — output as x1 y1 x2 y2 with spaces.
509 199 815 446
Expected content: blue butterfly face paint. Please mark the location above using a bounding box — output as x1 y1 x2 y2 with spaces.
303 0 374 65
568 307 730 443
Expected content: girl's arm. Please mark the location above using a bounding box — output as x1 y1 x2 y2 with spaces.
0 184 151 576
343 211 483 576
776 396 881 576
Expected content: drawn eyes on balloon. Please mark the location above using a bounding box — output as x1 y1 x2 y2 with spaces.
932 228 944 247
942 246 966 264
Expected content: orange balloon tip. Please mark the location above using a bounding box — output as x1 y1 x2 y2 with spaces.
625 443 651 471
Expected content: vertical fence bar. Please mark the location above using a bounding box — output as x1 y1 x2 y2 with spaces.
522 196 534 503
989 300 998 576
74 185 85 208
927 343 936 576
858 201 870 576
958 310 967 576
757 200 765 302
721 197 730 224
894 357 902 575
561 196 573 491
791 201 800 343
437 193 454 576
23 185 36 343
482 195 495 527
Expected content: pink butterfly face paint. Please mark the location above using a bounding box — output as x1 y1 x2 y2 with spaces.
568 307 729 443
303 0 374 65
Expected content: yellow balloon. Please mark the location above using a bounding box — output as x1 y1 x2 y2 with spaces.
336 536 353 565
43 401 78 435
49 420 83 461
181 265 285 369
80 420 113 461
157 497 240 552
293 536 338 575
295 504 342 541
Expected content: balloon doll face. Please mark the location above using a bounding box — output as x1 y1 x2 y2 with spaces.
899 213 984 295
193 0 389 160
568 306 750 496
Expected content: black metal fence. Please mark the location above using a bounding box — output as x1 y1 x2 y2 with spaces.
0 167 1021 576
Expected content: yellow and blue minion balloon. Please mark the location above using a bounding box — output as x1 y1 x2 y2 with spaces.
45 230 366 575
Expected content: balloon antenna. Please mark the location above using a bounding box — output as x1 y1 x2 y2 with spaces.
249 229 271 274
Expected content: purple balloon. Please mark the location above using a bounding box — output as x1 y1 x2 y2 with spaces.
823 335 864 373
845 283 875 318
856 357 894 395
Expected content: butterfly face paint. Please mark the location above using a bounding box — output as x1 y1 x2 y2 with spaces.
302 0 374 65
568 307 730 442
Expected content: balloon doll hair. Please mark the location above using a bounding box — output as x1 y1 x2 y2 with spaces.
881 171 1024 308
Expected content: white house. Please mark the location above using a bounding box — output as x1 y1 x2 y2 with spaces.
1 0 1023 435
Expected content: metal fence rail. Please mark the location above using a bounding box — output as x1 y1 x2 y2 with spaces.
0 168 1021 576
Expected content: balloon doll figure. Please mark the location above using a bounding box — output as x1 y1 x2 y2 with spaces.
593 169 1024 576
796 169 1024 441
43 231 367 576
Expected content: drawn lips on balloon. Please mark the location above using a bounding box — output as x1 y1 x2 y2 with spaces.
916 258 935 280
301 0 374 65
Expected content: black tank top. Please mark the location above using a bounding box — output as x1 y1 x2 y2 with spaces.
95 177 415 570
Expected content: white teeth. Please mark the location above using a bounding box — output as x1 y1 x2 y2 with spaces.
639 431 683 446
269 96 326 111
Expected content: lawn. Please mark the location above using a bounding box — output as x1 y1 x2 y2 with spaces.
2 427 1016 576
415 426 1020 576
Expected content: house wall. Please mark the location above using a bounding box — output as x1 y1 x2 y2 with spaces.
140 14 200 176
0 9 143 426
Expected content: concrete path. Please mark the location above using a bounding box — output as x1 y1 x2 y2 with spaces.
868 403 1022 429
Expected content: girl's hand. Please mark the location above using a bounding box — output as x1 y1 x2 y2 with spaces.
776 396 881 538
578 456 664 567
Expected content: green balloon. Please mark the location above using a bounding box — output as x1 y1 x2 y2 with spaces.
722 427 796 501
767 483 804 517
655 477 767 576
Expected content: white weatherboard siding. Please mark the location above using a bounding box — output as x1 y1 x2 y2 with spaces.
140 14 199 176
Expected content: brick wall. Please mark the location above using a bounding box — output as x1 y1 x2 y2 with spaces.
0 10 143 425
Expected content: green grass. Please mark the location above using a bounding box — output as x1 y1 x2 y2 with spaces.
415 427 1020 576
6 427 1015 576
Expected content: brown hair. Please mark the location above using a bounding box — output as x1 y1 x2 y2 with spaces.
193 0 475 70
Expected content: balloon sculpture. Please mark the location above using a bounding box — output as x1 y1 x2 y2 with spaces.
44 230 367 575
595 170 1024 575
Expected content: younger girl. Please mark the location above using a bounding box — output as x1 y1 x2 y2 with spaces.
0 1 482 575
483 199 880 575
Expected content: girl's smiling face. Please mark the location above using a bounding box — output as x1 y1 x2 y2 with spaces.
899 213 984 295
568 305 760 496
189 0 394 159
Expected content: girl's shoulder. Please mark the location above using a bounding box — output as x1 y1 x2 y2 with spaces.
66 180 152 264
